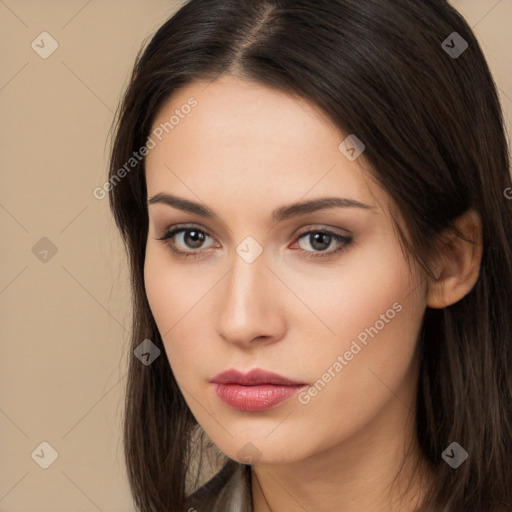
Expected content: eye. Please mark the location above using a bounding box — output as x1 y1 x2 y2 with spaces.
291 229 352 259
156 224 218 260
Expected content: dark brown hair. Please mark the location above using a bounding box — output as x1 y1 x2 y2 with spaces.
108 0 512 510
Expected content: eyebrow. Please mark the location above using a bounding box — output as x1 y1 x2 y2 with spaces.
147 192 373 224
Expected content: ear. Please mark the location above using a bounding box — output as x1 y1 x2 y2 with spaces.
426 209 483 309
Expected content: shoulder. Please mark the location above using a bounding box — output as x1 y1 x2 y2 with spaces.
186 459 253 512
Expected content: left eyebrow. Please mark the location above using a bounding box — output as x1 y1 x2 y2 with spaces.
271 197 373 223
147 193 373 223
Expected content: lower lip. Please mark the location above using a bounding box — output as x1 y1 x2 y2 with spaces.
213 383 305 411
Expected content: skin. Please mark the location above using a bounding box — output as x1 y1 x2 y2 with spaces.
143 74 482 511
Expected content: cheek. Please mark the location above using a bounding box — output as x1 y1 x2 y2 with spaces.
285 237 425 420
144 248 176 333
292 297 424 455
279 231 422 354
143 246 217 374
305 288 423 435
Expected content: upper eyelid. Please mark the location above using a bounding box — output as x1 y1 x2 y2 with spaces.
159 223 220 241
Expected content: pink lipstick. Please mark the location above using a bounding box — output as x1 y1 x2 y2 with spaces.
210 369 307 412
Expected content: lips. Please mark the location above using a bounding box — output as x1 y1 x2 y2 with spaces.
210 369 307 412
211 368 306 386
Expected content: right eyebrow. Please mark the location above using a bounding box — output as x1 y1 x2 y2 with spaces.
148 192 219 220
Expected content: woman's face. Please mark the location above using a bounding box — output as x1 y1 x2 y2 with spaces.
144 74 428 465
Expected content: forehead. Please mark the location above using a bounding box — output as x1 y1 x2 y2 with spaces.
145 75 382 212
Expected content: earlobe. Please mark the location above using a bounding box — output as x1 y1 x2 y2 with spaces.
426 209 483 309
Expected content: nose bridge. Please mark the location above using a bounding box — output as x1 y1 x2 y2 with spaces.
216 244 283 346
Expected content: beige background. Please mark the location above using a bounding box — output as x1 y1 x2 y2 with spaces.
0 1 511 510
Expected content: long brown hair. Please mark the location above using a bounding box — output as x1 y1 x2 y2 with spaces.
108 0 512 510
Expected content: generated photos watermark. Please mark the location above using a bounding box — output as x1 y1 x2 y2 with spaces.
298 301 403 405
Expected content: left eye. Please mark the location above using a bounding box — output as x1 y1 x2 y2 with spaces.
294 230 352 258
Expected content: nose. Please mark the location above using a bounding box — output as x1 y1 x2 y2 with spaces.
216 249 287 349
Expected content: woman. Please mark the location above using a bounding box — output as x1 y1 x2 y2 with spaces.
107 0 512 510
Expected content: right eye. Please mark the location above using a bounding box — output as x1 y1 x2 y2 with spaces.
156 224 219 259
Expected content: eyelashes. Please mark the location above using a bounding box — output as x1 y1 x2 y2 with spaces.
155 224 353 261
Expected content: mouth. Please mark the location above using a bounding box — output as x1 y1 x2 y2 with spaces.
210 368 307 412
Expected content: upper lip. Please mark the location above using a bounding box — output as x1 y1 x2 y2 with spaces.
210 368 306 386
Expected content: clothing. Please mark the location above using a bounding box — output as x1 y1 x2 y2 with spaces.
187 459 253 511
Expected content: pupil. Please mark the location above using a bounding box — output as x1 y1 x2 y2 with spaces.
185 230 205 248
311 233 330 251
